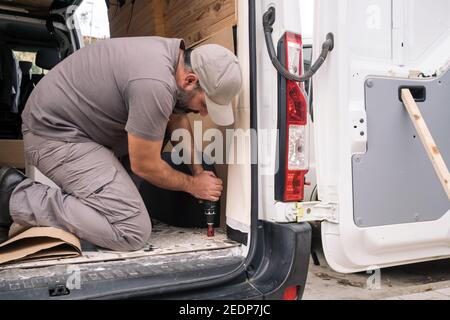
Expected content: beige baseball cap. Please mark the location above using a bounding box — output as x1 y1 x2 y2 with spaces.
191 44 242 126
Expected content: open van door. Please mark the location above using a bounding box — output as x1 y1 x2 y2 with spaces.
313 0 450 273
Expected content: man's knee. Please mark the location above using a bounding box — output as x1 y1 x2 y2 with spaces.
113 212 152 252
127 218 152 251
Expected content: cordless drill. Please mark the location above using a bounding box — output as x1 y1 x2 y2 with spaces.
203 201 217 237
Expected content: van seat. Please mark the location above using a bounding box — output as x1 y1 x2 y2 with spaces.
0 46 19 112
21 48 61 111
36 48 61 70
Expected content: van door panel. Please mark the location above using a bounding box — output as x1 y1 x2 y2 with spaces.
354 72 450 228
314 0 450 273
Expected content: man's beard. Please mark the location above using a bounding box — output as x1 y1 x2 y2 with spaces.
177 88 197 108
175 88 199 113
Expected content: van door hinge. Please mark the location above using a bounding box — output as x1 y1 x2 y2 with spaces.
295 202 338 223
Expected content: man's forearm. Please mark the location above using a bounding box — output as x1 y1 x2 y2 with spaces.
167 114 204 175
136 159 193 194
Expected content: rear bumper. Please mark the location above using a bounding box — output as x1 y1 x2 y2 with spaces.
147 221 312 300
0 222 311 300
248 221 312 300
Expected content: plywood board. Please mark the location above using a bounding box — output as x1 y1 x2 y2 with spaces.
164 0 236 47
109 1 157 38
108 0 236 47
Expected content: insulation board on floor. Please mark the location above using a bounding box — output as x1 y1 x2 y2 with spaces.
0 221 242 270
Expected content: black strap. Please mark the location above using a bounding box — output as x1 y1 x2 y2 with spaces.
46 15 61 49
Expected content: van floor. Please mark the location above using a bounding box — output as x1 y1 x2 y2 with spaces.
0 221 243 271
0 221 244 298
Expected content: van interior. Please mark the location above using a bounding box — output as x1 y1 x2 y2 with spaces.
0 0 248 297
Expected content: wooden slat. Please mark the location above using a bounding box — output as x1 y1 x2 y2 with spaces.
109 0 167 38
164 0 215 13
108 1 134 38
401 89 450 200
184 15 236 48
151 0 167 36
164 0 236 47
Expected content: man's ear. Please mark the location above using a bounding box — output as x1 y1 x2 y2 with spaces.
183 73 199 90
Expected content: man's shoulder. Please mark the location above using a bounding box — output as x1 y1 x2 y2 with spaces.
125 78 177 110
105 36 182 48
127 78 176 94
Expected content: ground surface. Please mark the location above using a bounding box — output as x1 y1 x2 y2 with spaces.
303 254 450 300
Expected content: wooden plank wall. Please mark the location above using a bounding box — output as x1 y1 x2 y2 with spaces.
108 0 236 47
108 0 157 38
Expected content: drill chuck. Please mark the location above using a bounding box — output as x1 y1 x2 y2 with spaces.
204 201 217 237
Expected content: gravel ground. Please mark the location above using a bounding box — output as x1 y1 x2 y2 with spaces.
303 254 450 300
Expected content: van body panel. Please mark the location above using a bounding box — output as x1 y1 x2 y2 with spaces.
256 0 306 223
313 0 450 273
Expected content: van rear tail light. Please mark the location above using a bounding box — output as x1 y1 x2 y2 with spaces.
275 32 309 203
288 125 307 170
287 81 308 123
283 286 300 300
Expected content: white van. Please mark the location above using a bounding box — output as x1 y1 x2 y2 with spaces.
0 0 448 300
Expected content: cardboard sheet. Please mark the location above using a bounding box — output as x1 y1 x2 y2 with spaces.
0 227 81 265
0 140 25 169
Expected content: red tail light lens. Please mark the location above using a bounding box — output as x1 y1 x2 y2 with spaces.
283 32 309 202
287 80 308 124
283 286 300 300
284 172 305 202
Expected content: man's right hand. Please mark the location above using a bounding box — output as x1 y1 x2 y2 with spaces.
189 171 223 202
129 134 223 201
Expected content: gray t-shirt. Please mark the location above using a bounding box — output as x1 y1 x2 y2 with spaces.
22 37 183 156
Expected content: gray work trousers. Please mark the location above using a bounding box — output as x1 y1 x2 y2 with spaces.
10 131 152 252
